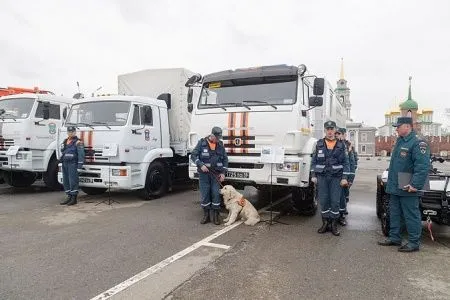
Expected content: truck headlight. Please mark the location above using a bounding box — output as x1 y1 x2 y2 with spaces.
15 153 28 160
276 162 299 172
112 169 127 176
446 191 450 198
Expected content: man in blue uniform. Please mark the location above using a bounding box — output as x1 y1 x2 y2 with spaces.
60 126 85 206
191 126 228 225
335 127 356 225
311 121 350 236
378 117 430 252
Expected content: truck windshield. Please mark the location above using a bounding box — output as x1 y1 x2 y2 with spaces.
66 101 130 127
198 75 297 109
0 97 35 119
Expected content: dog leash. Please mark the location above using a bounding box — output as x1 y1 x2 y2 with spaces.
207 167 225 188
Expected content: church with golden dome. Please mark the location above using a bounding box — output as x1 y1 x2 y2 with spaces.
377 77 442 137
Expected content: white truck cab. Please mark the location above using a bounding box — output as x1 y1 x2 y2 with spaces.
186 64 339 214
57 68 195 198
0 93 73 189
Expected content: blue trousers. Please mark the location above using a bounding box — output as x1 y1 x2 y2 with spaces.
317 175 341 219
199 172 221 211
339 187 349 214
388 194 422 248
62 162 79 196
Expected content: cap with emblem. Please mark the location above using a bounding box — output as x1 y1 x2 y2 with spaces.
337 127 347 134
211 126 223 139
324 120 337 129
392 117 413 127
67 126 76 132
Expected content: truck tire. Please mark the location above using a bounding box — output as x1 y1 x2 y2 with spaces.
139 161 168 200
376 176 383 219
81 187 107 195
380 193 390 237
4 171 37 188
43 157 63 191
292 182 317 216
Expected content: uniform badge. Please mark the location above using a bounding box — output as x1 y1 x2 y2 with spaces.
419 141 428 155
400 151 407 157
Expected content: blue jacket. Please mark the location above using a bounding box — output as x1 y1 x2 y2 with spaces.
311 138 350 179
61 137 85 165
386 131 430 196
191 137 228 174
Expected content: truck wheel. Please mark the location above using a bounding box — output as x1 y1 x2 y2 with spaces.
380 193 390 237
376 176 383 219
139 161 168 200
81 187 107 195
292 183 317 216
43 157 63 191
4 171 37 188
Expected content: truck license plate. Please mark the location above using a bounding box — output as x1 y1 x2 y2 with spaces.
79 177 93 183
226 171 249 179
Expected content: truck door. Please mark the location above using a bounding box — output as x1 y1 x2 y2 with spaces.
130 104 161 161
33 100 61 149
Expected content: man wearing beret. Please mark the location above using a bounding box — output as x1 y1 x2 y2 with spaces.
191 126 228 225
378 117 430 252
311 121 350 236
60 126 85 206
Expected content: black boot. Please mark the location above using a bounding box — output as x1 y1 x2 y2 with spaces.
331 219 340 236
318 218 330 234
60 195 72 205
200 209 210 224
67 194 78 206
339 214 347 226
212 210 220 225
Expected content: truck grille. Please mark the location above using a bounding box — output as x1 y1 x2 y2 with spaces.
421 191 444 205
223 135 261 157
84 147 108 162
0 138 14 150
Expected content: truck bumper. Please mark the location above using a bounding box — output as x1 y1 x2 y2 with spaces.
189 156 311 188
0 151 34 171
58 164 137 190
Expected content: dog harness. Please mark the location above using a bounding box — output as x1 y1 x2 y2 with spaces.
238 197 246 207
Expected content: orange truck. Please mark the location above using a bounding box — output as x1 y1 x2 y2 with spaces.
0 86 53 97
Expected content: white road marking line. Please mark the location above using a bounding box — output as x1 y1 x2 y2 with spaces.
201 242 231 250
90 193 291 300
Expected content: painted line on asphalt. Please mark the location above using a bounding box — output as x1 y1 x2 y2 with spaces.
90 193 291 300
201 242 231 250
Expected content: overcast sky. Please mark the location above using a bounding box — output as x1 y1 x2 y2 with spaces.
1 0 449 128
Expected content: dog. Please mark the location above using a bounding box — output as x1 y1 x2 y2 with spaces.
219 185 260 226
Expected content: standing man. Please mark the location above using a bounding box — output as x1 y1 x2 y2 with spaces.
335 127 356 225
191 126 228 225
311 121 350 236
60 126 85 206
378 117 430 252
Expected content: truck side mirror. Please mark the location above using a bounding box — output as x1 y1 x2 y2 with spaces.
187 88 193 103
187 103 193 113
62 107 68 119
313 78 325 96
308 96 323 107
185 74 202 87
43 101 50 120
157 93 171 109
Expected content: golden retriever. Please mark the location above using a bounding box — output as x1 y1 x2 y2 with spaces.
220 185 260 226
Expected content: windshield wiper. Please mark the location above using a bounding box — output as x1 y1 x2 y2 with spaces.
243 100 277 110
75 122 94 129
0 113 17 121
92 121 111 129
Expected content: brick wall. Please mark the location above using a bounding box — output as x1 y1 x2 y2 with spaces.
376 135 450 157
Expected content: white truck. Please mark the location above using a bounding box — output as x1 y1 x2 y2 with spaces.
57 68 196 198
0 93 73 189
186 64 340 215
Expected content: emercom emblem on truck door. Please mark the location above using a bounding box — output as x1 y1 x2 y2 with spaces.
48 122 56 134
145 129 150 141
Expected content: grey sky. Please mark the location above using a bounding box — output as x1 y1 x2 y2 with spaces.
1 0 449 128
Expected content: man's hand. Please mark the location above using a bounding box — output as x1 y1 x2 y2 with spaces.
403 184 417 193
219 174 225 182
340 179 348 187
200 165 209 173
311 177 317 184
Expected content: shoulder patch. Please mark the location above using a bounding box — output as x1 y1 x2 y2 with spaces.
418 141 428 154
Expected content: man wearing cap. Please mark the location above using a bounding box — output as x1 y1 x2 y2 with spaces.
335 127 356 225
311 121 350 236
191 126 228 225
59 126 85 206
378 117 430 252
